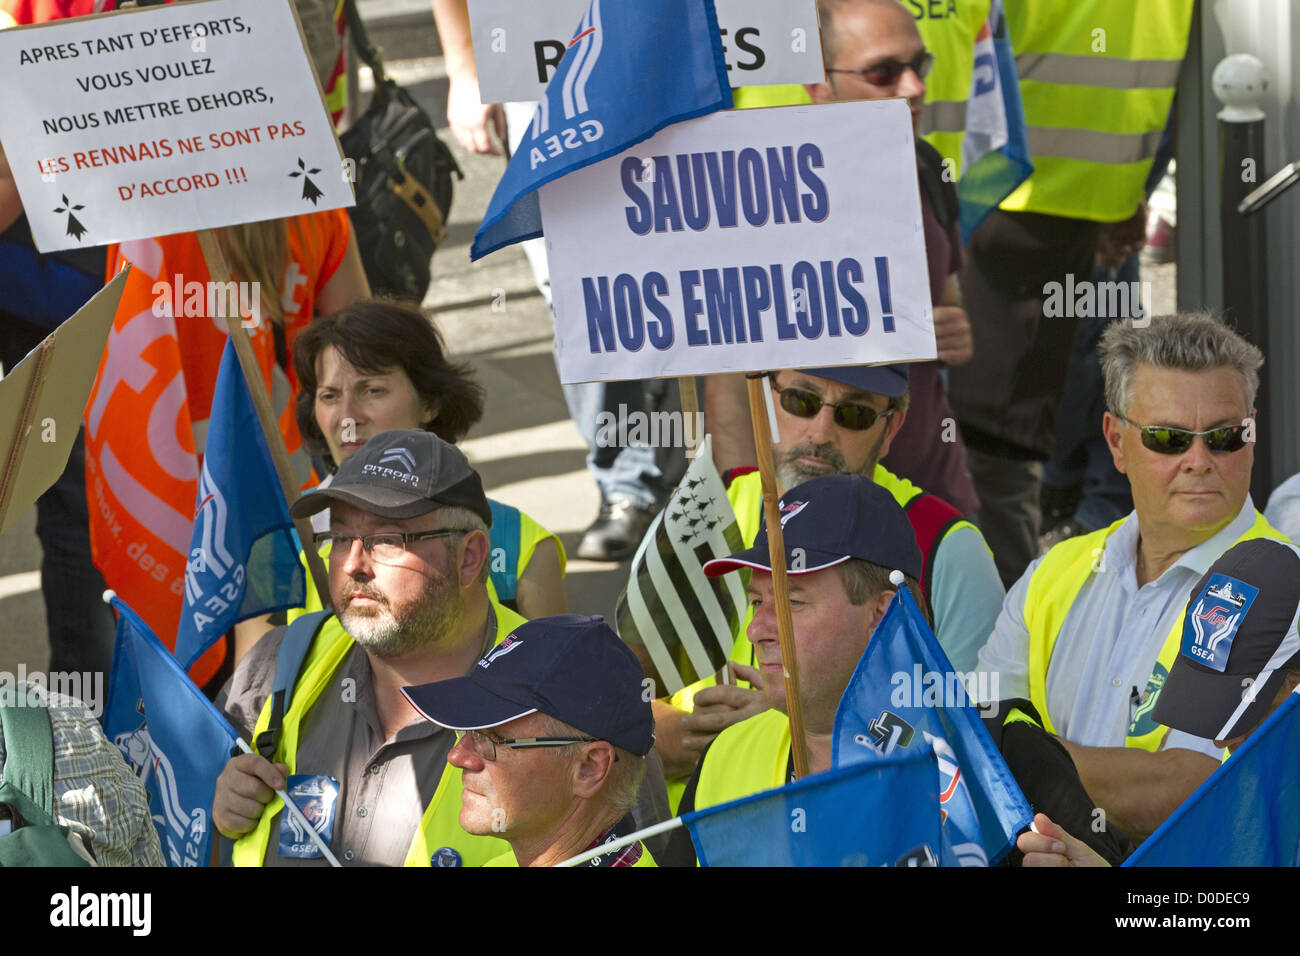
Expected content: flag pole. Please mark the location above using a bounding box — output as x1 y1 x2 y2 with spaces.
196 229 331 610
233 737 342 867
678 375 701 457
556 816 684 867
745 373 811 779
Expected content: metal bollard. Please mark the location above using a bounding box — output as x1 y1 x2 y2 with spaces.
1214 53 1271 503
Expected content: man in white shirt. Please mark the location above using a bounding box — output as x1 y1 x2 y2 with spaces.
977 312 1288 840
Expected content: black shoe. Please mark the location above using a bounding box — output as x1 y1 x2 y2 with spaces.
576 499 657 562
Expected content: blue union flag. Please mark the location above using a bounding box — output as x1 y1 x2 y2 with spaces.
471 0 733 260
173 340 304 671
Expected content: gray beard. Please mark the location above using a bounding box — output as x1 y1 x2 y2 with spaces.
338 564 463 658
775 441 880 491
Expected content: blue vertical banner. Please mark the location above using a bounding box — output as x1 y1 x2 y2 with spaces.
103 595 240 867
832 588 1033 866
684 747 944 867
174 340 305 671
957 0 1032 242
1125 690 1300 867
471 0 733 260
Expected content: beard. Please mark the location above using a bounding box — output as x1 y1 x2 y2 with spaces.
338 558 463 659
775 433 888 491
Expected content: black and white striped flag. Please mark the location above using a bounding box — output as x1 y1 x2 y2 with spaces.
616 435 747 695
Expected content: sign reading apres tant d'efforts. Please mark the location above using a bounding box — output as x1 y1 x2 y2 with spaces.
467 0 824 104
0 0 350 253
540 99 935 385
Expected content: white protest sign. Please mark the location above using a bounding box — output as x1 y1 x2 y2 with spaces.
541 99 934 385
468 0 823 104
0 0 351 253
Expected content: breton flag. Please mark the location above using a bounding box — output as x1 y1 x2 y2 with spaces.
832 587 1033 866
173 341 305 672
1124 688 1300 867
616 435 746 695
957 0 1032 242
103 594 240 868
471 0 732 260
685 745 944 866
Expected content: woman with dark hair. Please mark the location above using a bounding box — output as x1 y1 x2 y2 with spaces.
290 299 566 622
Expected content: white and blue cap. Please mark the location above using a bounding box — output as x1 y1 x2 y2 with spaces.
1154 539 1300 741
400 615 655 756
702 473 922 580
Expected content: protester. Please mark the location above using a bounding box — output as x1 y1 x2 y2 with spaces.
404 615 657 867
290 301 566 623
977 312 1288 840
709 0 981 514
213 429 525 866
947 0 1196 587
1019 538 1300 866
0 684 163 867
644 365 1004 788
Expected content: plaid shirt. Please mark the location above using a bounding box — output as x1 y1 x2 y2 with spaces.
0 685 163 866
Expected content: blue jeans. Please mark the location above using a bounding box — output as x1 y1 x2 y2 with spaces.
561 377 664 510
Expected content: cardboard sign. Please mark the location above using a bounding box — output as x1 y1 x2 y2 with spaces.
0 0 350 253
540 100 934 384
468 0 823 104
0 271 126 535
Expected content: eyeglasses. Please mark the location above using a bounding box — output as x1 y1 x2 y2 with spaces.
454 730 600 762
1115 415 1251 455
826 51 933 87
313 528 465 565
773 384 894 431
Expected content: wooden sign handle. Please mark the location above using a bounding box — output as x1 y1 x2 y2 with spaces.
745 373 811 779
196 229 332 610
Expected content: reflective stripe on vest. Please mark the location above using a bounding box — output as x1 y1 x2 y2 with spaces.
997 0 1193 221
914 0 990 180
693 709 791 811
1022 511 1285 751
233 603 527 867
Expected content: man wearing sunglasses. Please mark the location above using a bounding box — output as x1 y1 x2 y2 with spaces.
976 313 1289 841
404 615 657 867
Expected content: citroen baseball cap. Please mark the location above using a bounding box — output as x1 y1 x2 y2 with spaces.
702 473 922 580
290 429 491 525
1153 539 1300 741
401 615 655 756
795 363 909 398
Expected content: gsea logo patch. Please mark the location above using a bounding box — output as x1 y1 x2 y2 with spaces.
1181 574 1259 673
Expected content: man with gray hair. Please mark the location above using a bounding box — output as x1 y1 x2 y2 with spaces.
976 312 1288 841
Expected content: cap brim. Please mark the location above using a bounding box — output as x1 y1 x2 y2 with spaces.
1153 657 1287 741
291 485 440 520
401 677 538 732
704 549 850 578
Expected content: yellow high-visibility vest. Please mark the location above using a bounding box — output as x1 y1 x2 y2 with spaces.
1022 510 1284 751
997 0 1194 222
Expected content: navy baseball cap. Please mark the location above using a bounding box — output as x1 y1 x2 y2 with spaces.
290 429 491 525
795 364 909 398
702 474 922 580
401 615 655 756
1153 539 1300 741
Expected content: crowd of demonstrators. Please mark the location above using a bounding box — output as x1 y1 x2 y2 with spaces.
5 0 1299 870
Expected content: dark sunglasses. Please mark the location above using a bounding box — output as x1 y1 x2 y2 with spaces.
774 385 894 431
827 51 934 87
1116 414 1251 455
